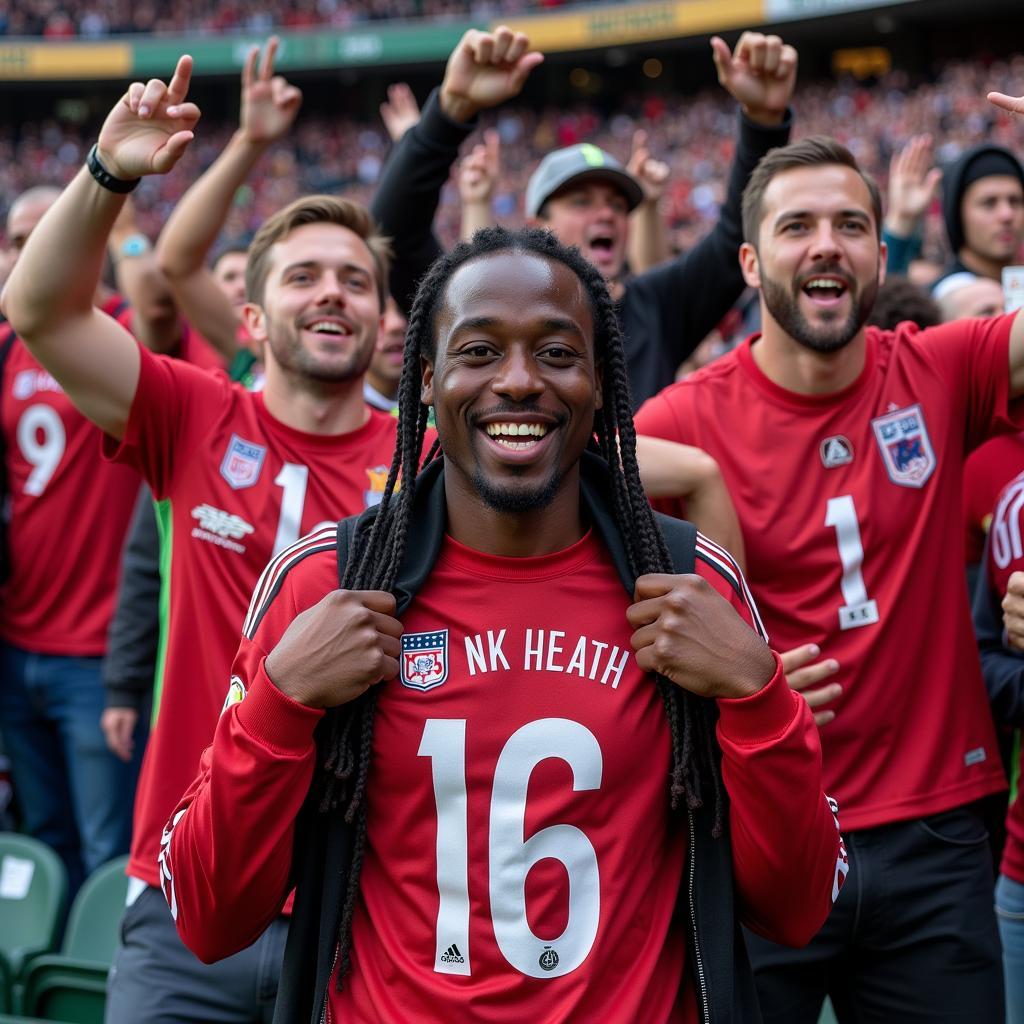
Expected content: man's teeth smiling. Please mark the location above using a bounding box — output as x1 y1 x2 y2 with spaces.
484 422 549 448
804 278 846 295
308 321 350 335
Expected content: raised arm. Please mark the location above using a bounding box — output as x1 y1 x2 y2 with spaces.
987 91 1024 396
371 26 542 311
459 129 500 241
625 130 671 274
108 198 184 355
630 33 796 376
0 56 199 439
881 135 940 276
156 38 301 358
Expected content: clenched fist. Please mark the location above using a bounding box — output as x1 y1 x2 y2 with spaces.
265 590 403 709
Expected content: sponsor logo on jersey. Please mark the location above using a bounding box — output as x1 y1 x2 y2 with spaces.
870 403 935 488
820 435 854 468
12 369 63 400
401 629 449 691
440 943 465 965
538 946 560 972
964 746 987 766
192 504 255 541
220 434 266 490
365 464 389 507
221 676 247 713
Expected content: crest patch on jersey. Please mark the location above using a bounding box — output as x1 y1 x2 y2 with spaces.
401 630 449 691
870 404 935 488
221 676 247 713
220 434 266 490
820 435 854 468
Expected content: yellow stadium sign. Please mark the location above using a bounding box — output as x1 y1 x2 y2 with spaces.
0 43 131 80
498 0 764 52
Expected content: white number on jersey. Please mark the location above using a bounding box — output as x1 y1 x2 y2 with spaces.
271 462 334 556
825 495 879 630
418 718 602 979
17 404 66 496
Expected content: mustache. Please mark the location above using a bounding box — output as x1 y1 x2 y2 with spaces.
468 404 569 429
794 262 855 291
297 307 357 330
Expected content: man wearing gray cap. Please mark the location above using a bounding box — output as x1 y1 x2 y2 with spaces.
371 27 798 407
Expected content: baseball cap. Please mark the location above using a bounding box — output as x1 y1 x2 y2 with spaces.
525 144 644 218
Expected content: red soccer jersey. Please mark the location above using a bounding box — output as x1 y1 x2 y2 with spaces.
0 336 140 655
963 433 1024 564
104 344 402 886
162 522 844 1023
636 316 1024 832
986 470 1024 885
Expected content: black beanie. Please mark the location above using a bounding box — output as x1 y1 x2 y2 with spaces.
961 149 1024 193
942 143 1024 255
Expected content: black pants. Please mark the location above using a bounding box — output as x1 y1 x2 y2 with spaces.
106 885 288 1024
746 806 1004 1024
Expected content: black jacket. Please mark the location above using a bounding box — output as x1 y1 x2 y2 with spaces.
103 484 160 711
273 453 763 1024
369 93 791 409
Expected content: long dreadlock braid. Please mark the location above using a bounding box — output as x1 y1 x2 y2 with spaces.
320 226 725 990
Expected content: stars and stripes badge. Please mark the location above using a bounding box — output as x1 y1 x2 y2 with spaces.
871 403 935 488
401 629 449 691
220 434 266 490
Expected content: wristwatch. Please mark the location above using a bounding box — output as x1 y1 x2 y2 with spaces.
87 143 141 194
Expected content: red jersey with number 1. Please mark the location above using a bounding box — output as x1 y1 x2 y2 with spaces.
636 316 1023 831
104 344 402 887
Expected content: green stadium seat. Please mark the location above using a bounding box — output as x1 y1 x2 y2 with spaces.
0 835 68 995
17 856 129 1020
19 969 106 1024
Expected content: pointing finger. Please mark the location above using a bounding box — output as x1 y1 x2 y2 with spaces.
165 54 193 107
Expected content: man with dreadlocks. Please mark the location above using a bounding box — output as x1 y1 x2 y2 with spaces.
1 57 408 1024
161 224 845 1023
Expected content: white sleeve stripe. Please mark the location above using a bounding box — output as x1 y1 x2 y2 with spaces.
694 534 769 642
242 526 338 638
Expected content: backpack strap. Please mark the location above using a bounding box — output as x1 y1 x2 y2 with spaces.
655 512 698 575
335 513 363 587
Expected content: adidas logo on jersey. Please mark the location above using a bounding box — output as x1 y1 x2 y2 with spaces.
440 943 465 965
820 435 854 468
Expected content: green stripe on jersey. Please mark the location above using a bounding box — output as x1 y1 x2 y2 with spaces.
152 498 174 727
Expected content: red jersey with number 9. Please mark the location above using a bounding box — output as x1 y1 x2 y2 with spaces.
635 316 1024 831
104 345 403 886
0 334 140 654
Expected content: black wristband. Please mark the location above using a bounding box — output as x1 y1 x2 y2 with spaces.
87 144 141 194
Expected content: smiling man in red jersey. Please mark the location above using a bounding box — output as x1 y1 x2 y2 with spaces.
159 225 846 1024
636 122 1024 1022
1 57 410 1024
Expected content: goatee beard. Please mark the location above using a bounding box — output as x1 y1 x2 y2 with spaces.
762 266 878 354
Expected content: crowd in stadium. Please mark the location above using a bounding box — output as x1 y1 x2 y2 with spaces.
5 55 1024 274
2 15 1024 1024
2 0 577 39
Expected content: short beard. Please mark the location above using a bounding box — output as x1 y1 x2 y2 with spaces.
471 466 562 514
762 271 878 355
267 318 373 384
